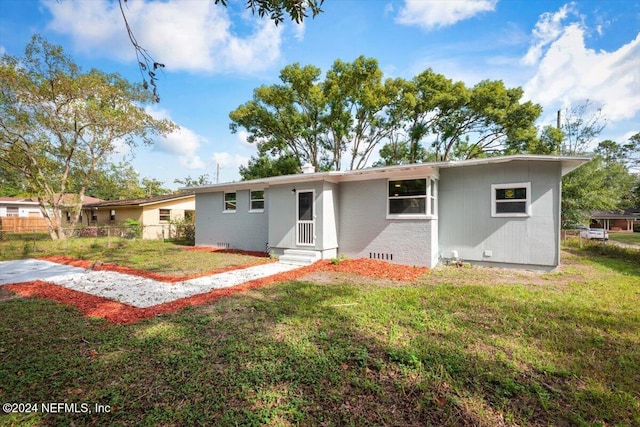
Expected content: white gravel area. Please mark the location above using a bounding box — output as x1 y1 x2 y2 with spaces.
0 259 301 308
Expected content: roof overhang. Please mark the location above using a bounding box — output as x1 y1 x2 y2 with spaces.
436 155 590 176
184 155 591 193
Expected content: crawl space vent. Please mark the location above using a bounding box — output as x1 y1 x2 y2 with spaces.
369 252 393 261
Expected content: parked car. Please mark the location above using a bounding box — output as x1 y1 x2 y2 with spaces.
579 226 609 240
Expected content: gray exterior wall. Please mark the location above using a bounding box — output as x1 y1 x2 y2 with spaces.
438 160 561 269
195 189 268 252
338 179 437 267
268 180 339 258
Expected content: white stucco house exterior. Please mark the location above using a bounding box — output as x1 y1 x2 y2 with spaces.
188 155 588 270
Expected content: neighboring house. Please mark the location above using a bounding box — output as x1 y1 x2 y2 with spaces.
0 197 42 218
189 155 589 271
0 197 46 234
56 194 103 224
82 193 195 239
590 209 640 232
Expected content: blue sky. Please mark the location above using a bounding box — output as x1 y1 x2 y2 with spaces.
1 0 638 189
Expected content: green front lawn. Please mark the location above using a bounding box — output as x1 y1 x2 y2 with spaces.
0 245 638 426
0 238 269 275
609 232 640 246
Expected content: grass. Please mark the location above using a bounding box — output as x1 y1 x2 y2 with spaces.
0 237 269 275
0 242 639 426
609 232 640 246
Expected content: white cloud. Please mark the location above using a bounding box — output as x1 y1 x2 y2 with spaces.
211 152 250 182
43 0 284 74
156 127 206 169
396 0 498 30
145 106 206 169
521 2 578 65
292 21 306 41
524 25 640 122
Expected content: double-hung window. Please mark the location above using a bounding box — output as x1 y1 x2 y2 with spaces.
224 192 236 212
491 182 531 217
388 178 436 218
249 190 265 212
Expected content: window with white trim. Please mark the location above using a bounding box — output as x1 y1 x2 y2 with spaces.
429 179 437 216
388 178 434 217
491 182 531 217
249 190 265 211
224 192 236 212
6 207 18 217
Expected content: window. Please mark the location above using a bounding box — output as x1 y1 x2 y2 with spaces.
110 209 116 221
159 209 171 222
388 178 437 218
6 207 18 217
224 192 236 212
250 190 265 211
491 182 531 217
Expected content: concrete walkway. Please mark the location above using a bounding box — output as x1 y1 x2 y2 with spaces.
0 259 300 308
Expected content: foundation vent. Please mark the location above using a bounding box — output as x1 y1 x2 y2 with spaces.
216 242 230 249
369 252 393 261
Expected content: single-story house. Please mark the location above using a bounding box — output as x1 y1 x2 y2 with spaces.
188 155 588 271
82 193 195 239
0 197 42 218
590 209 640 232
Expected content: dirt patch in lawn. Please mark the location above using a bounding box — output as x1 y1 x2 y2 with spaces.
0 287 19 302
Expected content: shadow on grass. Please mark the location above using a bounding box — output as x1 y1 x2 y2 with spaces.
2 269 639 426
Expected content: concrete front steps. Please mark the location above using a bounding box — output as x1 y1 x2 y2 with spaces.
278 249 321 266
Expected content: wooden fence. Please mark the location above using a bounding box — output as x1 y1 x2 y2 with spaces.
0 217 49 233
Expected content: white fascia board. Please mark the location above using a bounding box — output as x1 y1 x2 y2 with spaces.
185 155 590 193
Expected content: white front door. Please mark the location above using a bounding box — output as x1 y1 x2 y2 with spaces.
296 190 315 246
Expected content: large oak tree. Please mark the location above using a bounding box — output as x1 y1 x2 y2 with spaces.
232 58 543 178
0 36 175 239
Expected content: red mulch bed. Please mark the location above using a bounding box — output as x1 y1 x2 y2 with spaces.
3 258 428 324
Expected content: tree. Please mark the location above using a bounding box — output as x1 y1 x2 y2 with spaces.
557 103 637 225
323 56 395 170
558 100 606 155
0 164 29 196
0 36 175 239
174 174 214 187
429 80 541 160
239 150 300 180
530 125 563 155
141 178 171 197
85 161 146 200
230 63 328 170
118 0 325 101
230 57 400 172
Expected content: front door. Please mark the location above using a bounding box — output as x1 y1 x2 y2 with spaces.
296 190 315 246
